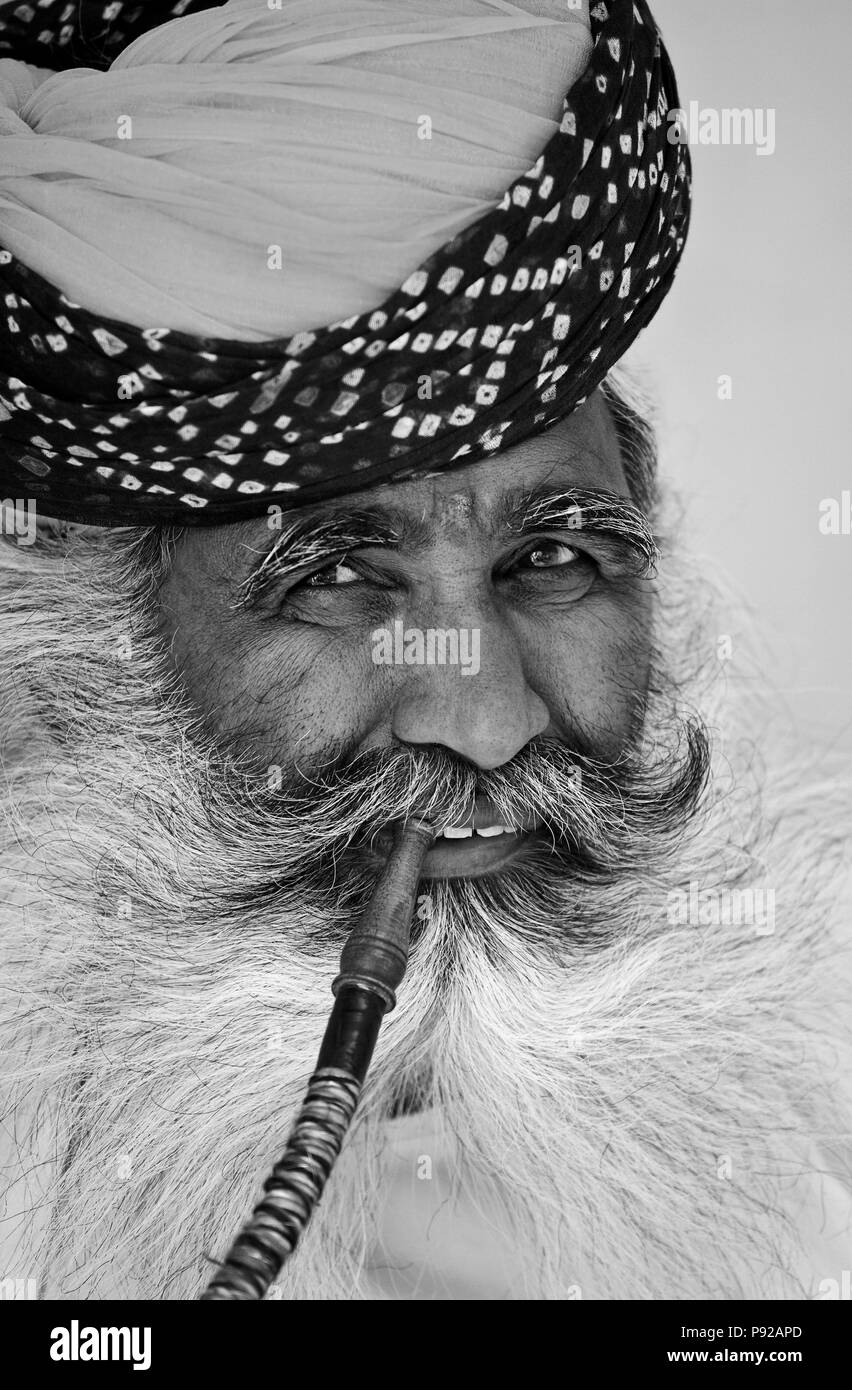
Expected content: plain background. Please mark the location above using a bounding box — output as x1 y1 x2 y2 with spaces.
622 0 852 759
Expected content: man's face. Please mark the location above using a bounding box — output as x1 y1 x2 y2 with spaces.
9 382 806 1305
157 390 655 880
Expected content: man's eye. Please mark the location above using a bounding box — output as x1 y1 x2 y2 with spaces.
299 558 362 589
507 540 597 599
516 541 583 570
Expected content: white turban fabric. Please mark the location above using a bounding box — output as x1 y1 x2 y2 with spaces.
0 0 592 341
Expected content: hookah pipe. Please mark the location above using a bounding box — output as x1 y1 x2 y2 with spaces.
200 816 435 1300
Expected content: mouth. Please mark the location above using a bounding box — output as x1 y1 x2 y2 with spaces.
362 805 548 880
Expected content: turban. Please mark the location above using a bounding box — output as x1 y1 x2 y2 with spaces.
0 0 691 527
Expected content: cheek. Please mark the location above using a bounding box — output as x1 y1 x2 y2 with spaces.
166 614 384 772
158 556 377 767
527 591 652 756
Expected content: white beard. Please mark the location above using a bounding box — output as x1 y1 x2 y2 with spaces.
0 520 850 1302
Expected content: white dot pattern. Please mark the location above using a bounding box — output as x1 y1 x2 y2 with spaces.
0 0 691 527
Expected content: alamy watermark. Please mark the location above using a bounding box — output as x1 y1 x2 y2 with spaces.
667 881 775 936
371 620 480 676
667 103 775 157
0 498 36 546
50 1321 151 1371
818 491 852 535
0 1276 37 1300
816 1271 852 1300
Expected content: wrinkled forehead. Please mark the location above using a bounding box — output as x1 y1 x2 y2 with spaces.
381 388 629 529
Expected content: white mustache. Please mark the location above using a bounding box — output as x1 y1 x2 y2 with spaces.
203 725 710 883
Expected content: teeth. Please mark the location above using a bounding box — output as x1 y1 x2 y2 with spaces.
440 824 515 839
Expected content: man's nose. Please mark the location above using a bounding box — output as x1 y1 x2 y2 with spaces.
389 610 550 771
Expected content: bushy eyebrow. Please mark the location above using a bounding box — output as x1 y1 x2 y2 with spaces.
233 484 658 612
234 506 410 611
500 485 660 575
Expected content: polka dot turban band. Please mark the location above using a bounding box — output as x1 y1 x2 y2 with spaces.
0 0 691 527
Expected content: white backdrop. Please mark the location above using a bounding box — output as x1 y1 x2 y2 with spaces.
624 0 852 758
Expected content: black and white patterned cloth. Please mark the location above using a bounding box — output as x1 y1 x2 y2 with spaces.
0 0 691 526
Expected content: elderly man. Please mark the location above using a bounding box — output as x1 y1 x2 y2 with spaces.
0 0 849 1303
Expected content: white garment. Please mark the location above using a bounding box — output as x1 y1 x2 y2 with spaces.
365 1110 532 1300
365 1113 852 1301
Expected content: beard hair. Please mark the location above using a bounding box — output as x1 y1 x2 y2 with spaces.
0 506 849 1302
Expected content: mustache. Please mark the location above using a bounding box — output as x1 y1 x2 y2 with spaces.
199 722 712 880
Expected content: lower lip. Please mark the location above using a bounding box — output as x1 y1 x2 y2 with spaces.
369 828 540 880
